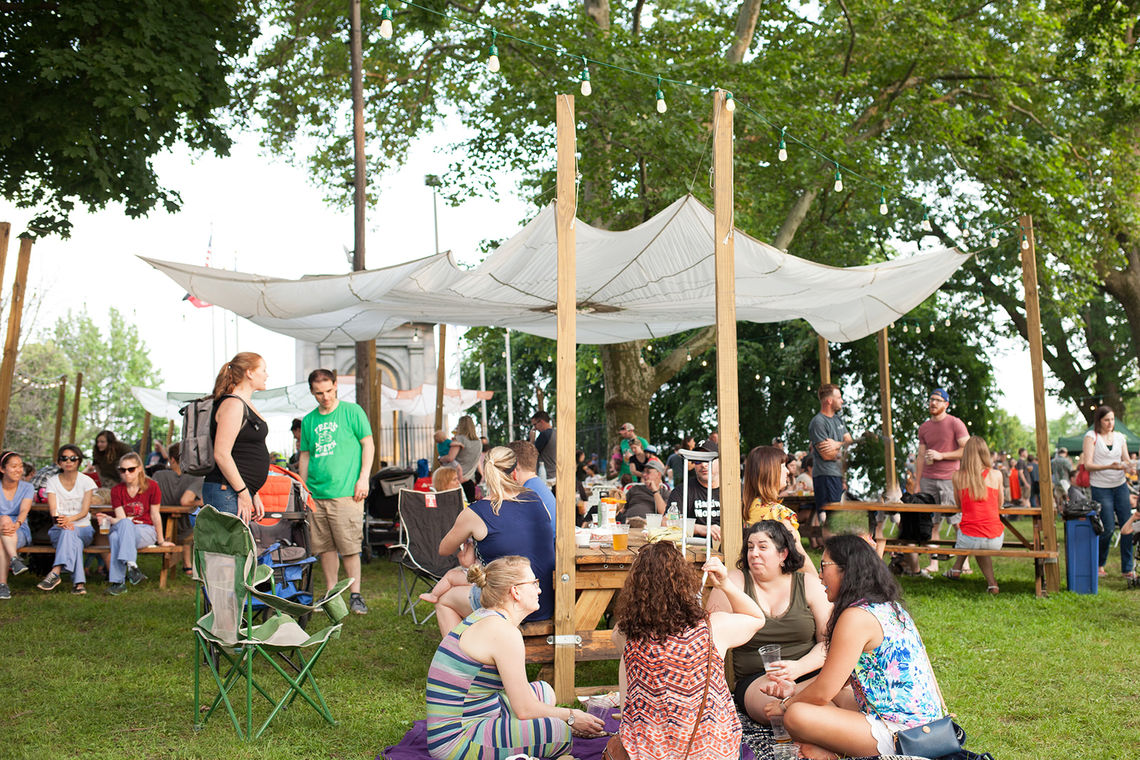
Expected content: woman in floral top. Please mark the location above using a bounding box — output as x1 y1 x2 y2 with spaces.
761 534 942 759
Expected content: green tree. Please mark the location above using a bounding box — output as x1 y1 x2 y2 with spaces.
6 342 73 465
0 1 259 236
50 307 165 448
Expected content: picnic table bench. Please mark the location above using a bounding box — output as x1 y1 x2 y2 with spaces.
823 501 1058 597
19 503 192 589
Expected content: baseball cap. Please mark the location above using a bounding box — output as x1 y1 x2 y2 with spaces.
697 438 718 453
931 388 950 403
645 458 666 475
620 422 635 431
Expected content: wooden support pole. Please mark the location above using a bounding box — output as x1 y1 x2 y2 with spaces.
552 92 578 703
0 222 10 293
1019 215 1060 594
166 419 175 447
368 339 382 475
0 236 33 448
433 324 447 467
877 329 898 497
69 372 83 443
713 90 743 568
140 411 151 457
52 376 67 455
817 335 831 386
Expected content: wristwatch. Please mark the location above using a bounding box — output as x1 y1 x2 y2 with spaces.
565 710 575 726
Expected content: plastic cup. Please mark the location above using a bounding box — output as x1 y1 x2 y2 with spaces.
759 643 782 673
771 738 796 757
644 513 663 530
98 516 109 535
612 525 629 551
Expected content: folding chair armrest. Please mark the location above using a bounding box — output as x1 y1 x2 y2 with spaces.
251 563 274 587
317 578 354 623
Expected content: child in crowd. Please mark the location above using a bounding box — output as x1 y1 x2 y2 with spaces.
417 467 470 604
434 430 452 460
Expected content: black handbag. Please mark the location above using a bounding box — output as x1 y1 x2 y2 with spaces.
893 714 963 759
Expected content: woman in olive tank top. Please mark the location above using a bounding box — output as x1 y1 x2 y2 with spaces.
707 520 833 723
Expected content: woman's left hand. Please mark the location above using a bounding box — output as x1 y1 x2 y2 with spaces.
759 674 796 699
762 699 787 720
702 556 729 587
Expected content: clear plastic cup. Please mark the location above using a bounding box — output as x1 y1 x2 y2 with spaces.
612 525 629 551
759 643 782 673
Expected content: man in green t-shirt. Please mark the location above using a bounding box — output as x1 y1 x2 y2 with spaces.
299 369 374 615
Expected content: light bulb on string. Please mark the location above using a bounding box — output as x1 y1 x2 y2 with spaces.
686 352 692 362
879 189 888 215
778 338 785 349
833 163 843 192
486 30 500 73
724 91 735 112
929 321 936 333
920 210 932 233
379 3 394 39
902 323 908 333
755 373 761 380
914 323 921 335
701 359 708 367
1021 234 1029 250
579 58 591 96
990 228 1000 247
777 128 787 162
944 318 951 327
655 76 667 114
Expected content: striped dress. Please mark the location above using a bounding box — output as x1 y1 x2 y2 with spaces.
620 618 741 760
426 608 572 760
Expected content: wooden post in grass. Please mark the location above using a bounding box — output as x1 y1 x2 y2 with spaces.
368 339 382 475
52 376 67 455
0 235 33 448
433 325 447 467
552 92 578 703
140 412 151 458
712 89 742 567
818 335 831 386
166 419 175 447
877 328 897 496
1019 215 1060 594
0 223 9 293
69 372 83 443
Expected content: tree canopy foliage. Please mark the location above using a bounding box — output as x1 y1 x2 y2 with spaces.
0 1 258 236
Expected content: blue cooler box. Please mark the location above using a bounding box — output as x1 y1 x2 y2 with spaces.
1065 518 1098 594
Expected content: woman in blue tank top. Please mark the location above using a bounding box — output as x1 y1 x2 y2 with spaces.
432 446 555 637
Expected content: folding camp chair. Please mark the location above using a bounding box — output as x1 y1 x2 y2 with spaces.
192 505 352 739
389 487 464 625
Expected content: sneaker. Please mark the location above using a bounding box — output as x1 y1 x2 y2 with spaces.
10 556 28 576
37 571 62 591
349 593 368 615
126 566 147 586
0 583 9 600
71 583 87 595
107 582 128 596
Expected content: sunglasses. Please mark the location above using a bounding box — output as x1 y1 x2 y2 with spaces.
117 465 139 473
58 456 81 463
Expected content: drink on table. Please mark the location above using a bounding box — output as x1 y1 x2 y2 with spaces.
612 525 629 551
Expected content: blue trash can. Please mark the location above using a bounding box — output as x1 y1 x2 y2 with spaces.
1065 518 1098 594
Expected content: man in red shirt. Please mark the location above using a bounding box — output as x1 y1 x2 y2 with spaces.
915 388 969 574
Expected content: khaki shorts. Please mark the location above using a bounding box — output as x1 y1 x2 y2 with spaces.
310 496 364 556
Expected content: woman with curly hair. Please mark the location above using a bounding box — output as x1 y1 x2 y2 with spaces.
762 535 943 760
432 446 554 636
613 542 766 760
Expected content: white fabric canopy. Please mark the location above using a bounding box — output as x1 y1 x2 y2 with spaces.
131 382 491 420
143 195 970 344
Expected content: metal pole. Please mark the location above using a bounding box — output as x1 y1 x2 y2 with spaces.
505 328 514 440
479 362 488 436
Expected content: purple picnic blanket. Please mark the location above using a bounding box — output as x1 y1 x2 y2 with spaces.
380 713 757 760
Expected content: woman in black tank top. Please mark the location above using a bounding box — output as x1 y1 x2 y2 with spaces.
203 352 270 523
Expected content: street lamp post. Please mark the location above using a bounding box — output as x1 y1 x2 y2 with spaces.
425 174 442 254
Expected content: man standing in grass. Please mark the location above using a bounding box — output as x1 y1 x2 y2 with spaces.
300 368 374 615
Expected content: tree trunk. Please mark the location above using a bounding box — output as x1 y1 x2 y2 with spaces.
584 0 609 31
726 0 764 63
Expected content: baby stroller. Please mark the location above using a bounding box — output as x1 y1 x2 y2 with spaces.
248 465 318 626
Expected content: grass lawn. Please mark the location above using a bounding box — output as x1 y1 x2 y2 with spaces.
2 519 1137 760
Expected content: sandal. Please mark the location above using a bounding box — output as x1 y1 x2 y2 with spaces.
183 566 193 578
943 569 962 580
71 583 87 595
987 585 1000 595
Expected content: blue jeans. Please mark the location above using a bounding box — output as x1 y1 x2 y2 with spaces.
813 474 843 514
1091 483 1133 573
202 481 239 516
49 524 95 584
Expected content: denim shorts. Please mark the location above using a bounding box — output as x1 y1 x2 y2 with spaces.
955 532 1002 551
467 583 482 611
202 481 239 515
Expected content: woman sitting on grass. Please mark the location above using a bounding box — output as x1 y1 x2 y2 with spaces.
425 555 604 760
97 452 174 595
762 534 943 760
0 450 35 599
943 435 1004 593
36 444 98 595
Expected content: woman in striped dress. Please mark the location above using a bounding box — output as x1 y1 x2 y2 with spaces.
613 543 766 760
425 556 605 760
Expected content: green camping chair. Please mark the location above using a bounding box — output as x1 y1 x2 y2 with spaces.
192 505 352 739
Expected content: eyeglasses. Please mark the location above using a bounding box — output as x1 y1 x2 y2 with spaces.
58 456 81 463
117 466 138 473
514 578 541 588
820 560 839 568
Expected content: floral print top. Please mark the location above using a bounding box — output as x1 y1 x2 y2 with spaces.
848 601 943 728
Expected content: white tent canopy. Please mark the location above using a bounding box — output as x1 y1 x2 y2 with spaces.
144 195 971 344
131 382 491 420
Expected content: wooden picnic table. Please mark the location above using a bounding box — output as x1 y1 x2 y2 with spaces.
522 530 712 693
20 503 193 589
823 501 1058 597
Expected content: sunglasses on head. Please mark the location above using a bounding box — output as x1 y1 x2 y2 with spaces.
118 465 138 473
58 455 81 463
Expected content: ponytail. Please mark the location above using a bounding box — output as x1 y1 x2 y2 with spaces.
213 352 264 398
480 446 526 514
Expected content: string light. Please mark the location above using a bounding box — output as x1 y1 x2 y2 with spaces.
879 189 888 215
833 163 843 192
686 351 692 361
902 323 909 333
777 128 787 162
1021 234 1029 250
755 373 761 380
929 321 935 333
914 323 921 335
655 76 667 114
920 210 933 233
724 91 735 112
486 30 500 73
578 57 591 96
944 318 951 327
778 339 785 349
379 3 394 39
990 228 1000 247
701 359 708 367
